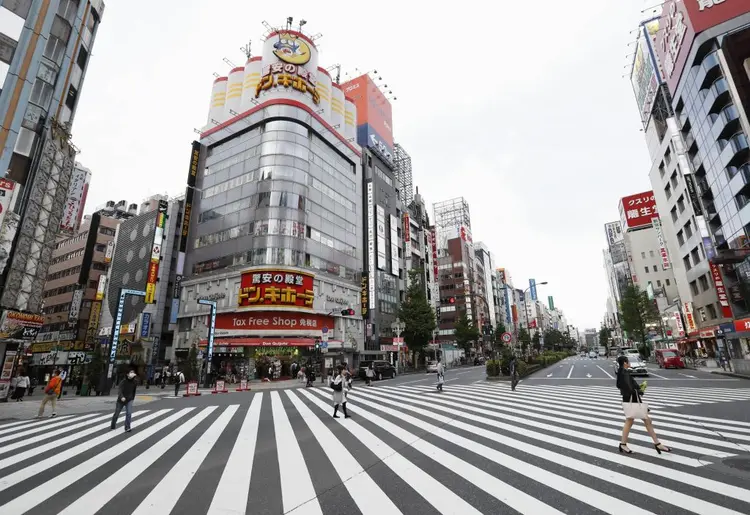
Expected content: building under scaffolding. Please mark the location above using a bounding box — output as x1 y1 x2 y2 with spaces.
393 144 413 207
433 197 472 250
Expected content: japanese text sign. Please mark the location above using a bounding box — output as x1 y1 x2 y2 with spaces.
238 269 315 309
709 261 734 319
620 191 658 230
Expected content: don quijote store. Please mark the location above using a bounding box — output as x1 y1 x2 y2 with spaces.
181 268 363 380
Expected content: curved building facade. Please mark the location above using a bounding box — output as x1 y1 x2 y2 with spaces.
176 28 364 379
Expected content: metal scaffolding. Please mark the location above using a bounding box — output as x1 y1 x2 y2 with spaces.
433 197 471 232
393 143 413 207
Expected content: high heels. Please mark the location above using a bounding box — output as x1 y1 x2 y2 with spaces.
654 442 672 454
618 443 633 454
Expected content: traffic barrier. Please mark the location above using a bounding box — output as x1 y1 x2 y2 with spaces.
236 378 251 392
183 381 201 397
212 379 229 394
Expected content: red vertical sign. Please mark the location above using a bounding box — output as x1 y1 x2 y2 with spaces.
709 262 734 319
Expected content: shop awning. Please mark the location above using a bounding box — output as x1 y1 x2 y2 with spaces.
199 338 315 347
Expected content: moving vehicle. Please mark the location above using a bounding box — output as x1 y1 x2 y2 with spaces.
358 360 396 380
426 361 438 373
656 349 685 369
588 350 598 359
613 354 649 376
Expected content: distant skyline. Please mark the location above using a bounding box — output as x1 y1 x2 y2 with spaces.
71 0 656 329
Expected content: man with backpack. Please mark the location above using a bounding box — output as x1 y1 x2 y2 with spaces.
174 369 185 397
37 369 62 417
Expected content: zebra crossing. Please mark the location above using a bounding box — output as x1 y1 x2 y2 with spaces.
0 385 749 514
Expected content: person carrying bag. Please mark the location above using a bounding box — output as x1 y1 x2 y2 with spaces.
616 355 671 455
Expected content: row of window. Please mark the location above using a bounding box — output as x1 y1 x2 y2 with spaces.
55 232 88 249
682 243 706 272
47 265 81 281
51 248 84 265
192 249 357 282
194 219 306 248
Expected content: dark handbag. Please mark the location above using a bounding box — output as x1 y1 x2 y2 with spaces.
331 380 343 392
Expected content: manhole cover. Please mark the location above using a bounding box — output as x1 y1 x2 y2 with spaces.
724 457 750 472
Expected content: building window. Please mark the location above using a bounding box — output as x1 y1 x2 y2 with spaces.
671 206 678 223
684 256 692 271
690 280 699 296
657 280 662 287
677 195 686 214
641 252 646 259
649 250 655 257
699 274 710 291
644 267 649 274
677 230 685 246
706 304 718 319
691 247 700 266
653 265 658 272
684 220 693 239
666 278 671 286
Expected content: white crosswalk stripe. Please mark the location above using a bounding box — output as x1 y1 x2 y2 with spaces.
0 384 748 514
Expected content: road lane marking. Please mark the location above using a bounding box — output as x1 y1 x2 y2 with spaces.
679 373 697 379
597 365 614 379
567 366 574 379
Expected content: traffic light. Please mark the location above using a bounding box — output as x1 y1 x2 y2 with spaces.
314 340 320 352
341 308 355 316
448 297 456 304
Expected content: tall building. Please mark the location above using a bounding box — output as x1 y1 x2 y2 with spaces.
474 243 496 333
636 2 750 362
177 24 367 378
0 0 105 314
433 197 471 250
98 195 183 381
436 234 478 347
404 187 435 302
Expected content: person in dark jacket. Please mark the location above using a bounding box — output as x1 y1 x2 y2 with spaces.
616 355 671 455
111 365 138 433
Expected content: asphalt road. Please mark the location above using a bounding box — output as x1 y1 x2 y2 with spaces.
1 361 750 514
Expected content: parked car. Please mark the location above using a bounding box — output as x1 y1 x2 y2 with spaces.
474 356 486 366
656 348 685 369
613 355 649 376
426 361 438 373
358 360 396 381
588 350 598 359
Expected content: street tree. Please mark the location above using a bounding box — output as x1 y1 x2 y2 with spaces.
543 328 564 350
493 321 507 352
531 331 541 355
397 269 437 364
619 285 659 344
454 311 480 354
599 326 612 352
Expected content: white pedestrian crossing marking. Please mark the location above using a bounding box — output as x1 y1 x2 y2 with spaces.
0 383 748 514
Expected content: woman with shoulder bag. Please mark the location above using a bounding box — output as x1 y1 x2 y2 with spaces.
329 365 350 419
617 355 671 455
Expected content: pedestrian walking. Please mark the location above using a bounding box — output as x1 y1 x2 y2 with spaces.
436 359 445 392
365 363 374 386
616 355 671 455
111 366 138 433
306 363 315 387
37 369 62 417
329 365 350 418
509 355 518 391
174 369 185 397
11 369 29 401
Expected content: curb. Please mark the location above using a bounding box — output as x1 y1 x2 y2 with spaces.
710 370 750 380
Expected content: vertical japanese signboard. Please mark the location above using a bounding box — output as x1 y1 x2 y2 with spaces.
674 310 685 337
61 166 89 232
0 178 16 232
651 217 671 270
95 274 107 301
104 240 114 263
366 181 375 310
145 200 168 304
430 226 439 307
709 261 734 319
85 301 101 351
683 301 697 333
68 288 84 324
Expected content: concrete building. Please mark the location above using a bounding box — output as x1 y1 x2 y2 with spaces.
0 0 105 314
404 187 435 302
474 242 496 334
436 236 477 345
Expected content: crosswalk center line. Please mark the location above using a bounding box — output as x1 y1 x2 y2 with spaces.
0 409 171 492
0 415 75 437
382 388 750 504
60 406 221 515
271 390 323 515
130 406 238 515
445 384 750 446
311 386 646 515
0 408 193 515
349 388 744 515
0 413 100 446
285 390 401 515
300 390 561 515
207 393 263 515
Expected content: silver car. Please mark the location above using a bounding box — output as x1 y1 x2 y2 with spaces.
613 355 649 376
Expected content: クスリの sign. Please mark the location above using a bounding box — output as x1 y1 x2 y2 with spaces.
620 191 658 230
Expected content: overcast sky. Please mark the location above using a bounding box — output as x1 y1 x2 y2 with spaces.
73 0 659 330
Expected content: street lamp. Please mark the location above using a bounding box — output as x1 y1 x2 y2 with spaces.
522 281 548 357
391 318 405 374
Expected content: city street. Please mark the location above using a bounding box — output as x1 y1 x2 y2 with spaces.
1 363 750 514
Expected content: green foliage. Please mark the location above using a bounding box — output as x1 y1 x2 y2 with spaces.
619 285 659 344
543 329 564 350
637 343 651 359
398 269 437 362
181 345 200 382
598 326 612 348
494 322 507 341
486 360 501 377
454 311 480 353
518 328 531 346
529 351 569 368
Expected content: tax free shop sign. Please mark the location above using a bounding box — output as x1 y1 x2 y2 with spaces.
214 311 334 337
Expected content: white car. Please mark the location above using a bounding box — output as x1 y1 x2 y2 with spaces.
588 351 597 359
426 362 438 373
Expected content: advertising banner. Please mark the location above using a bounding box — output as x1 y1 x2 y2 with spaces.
619 191 657 230
145 201 168 304
0 311 43 340
655 0 694 95
0 178 15 232
529 279 538 301
630 18 662 128
180 186 194 254
604 221 624 248
60 166 89 232
360 276 369 318
214 311 334 337
95 274 107 300
684 174 704 216
683 301 697 333
548 296 555 310
683 0 749 33
709 261 734 319
237 269 315 309
651 217 671 270
85 301 101 351
389 214 399 277
430 226 439 306
403 213 410 242
68 288 84 324
169 298 180 324
377 205 386 270
366 181 375 310
674 310 685 337
342 74 394 159
187 140 200 188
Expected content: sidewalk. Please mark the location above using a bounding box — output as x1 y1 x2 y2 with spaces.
0 393 158 422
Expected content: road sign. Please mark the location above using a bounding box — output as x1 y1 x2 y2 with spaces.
501 332 512 343
320 340 328 349
380 345 399 352
321 326 329 342
393 337 404 346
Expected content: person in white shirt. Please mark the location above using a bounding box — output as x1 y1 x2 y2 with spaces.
174 370 185 397
436 360 445 392
11 369 29 401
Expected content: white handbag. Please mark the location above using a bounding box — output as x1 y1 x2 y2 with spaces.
622 395 649 419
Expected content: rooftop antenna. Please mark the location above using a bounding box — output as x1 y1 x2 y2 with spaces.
240 39 252 59
222 57 236 68
299 19 307 31
287 16 293 30
327 64 341 83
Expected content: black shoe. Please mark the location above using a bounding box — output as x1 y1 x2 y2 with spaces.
654 442 671 454
333 415 340 418
619 443 633 454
